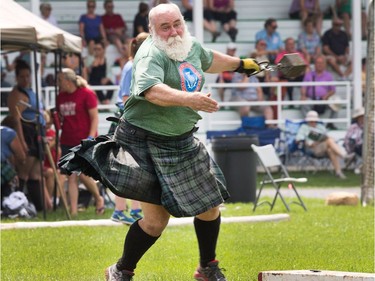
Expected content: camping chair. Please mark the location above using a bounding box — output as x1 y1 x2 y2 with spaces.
251 144 308 212
281 119 331 173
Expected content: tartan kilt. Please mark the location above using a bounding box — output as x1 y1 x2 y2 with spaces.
1 161 17 186
58 120 229 217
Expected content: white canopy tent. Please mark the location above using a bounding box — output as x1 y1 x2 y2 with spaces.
0 0 81 53
0 0 82 220
0 23 40 51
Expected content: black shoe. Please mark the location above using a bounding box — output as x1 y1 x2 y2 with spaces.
212 32 221 43
194 260 226 281
227 28 238 42
326 123 338 130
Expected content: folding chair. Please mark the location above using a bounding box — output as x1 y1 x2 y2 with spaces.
281 119 331 173
251 144 308 212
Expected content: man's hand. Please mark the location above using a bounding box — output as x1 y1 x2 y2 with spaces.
235 58 260 76
188 92 219 113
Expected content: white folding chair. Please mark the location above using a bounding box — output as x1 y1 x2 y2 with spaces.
251 144 308 212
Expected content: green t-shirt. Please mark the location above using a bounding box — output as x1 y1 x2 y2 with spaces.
122 36 213 136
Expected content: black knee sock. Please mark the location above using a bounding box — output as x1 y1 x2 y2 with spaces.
26 179 43 211
117 220 160 272
194 214 221 268
17 178 27 193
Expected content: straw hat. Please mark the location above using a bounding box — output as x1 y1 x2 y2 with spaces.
328 95 342 112
352 107 365 119
305 110 320 122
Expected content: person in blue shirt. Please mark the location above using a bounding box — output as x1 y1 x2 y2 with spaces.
109 32 149 225
79 0 108 47
255 18 284 63
1 116 26 204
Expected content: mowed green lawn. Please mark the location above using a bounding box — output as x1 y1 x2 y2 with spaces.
1 195 374 281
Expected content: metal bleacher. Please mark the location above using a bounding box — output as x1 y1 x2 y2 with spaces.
4 0 368 141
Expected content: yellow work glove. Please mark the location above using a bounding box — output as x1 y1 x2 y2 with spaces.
235 58 260 76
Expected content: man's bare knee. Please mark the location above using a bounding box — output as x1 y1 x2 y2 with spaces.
139 203 170 236
196 206 220 221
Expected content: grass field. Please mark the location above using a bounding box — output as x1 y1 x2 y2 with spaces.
1 171 373 280
2 198 374 280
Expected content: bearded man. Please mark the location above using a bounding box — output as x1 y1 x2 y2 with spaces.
59 3 260 281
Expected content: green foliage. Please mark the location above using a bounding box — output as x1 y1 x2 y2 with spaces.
1 199 374 281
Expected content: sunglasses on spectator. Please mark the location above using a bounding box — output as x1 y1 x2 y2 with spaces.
271 25 278 29
88 5 95 8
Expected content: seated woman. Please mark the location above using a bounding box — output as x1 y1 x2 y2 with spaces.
295 110 354 179
88 41 114 104
208 0 238 42
182 0 220 42
79 0 107 48
344 107 364 158
289 0 323 35
297 18 322 64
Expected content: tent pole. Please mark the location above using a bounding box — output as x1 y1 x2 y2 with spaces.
52 50 59 211
32 47 47 220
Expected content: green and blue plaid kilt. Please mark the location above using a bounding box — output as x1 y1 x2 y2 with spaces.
59 120 229 217
1 161 17 186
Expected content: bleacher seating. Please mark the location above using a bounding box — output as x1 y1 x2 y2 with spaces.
8 0 368 139
16 0 336 39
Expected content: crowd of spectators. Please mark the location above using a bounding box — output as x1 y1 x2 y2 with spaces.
215 0 367 127
0 0 369 216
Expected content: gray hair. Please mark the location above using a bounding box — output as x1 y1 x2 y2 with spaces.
148 3 183 31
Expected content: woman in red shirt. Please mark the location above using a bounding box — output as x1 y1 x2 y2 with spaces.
57 68 105 216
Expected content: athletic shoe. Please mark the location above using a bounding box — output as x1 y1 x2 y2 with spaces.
130 209 143 220
105 264 134 281
111 211 135 225
194 260 227 281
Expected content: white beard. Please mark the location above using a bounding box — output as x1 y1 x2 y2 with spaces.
152 26 193 61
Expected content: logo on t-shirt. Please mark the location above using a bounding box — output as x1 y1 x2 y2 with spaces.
179 62 202 92
60 102 76 116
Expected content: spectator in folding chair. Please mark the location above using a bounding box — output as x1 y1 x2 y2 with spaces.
344 107 364 172
295 110 355 179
